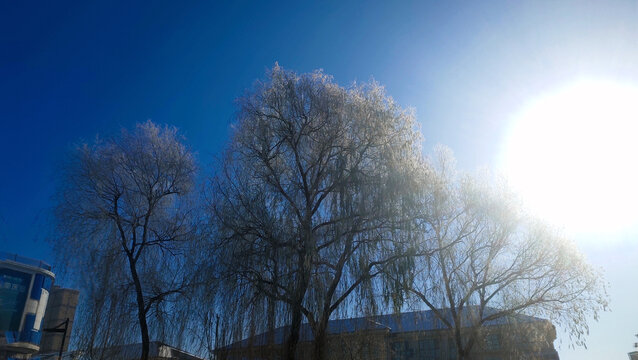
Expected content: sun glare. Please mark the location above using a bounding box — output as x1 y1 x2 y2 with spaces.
501 79 638 236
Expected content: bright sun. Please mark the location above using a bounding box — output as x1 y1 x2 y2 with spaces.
501 79 638 236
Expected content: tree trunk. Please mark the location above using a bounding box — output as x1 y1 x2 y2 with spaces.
286 304 302 360
454 326 465 360
286 244 312 360
127 256 150 360
286 274 310 360
311 317 328 360
267 258 278 346
285 279 306 359
455 334 477 360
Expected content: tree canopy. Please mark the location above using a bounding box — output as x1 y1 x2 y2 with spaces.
390 146 608 359
51 67 608 360
210 64 423 360
52 121 199 360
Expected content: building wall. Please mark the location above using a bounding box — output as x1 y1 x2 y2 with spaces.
0 253 55 356
218 330 389 360
38 286 79 355
218 321 559 360
386 322 558 360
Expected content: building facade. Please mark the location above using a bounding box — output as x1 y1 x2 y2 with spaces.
0 252 55 358
38 286 80 355
217 308 560 360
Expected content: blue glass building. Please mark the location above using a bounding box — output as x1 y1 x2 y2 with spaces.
0 252 55 357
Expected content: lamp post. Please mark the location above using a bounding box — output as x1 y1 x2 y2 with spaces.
42 318 69 360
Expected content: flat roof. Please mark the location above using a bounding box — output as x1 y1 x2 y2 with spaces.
223 307 550 349
0 252 54 278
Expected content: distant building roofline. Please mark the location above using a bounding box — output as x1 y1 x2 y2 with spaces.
222 306 552 349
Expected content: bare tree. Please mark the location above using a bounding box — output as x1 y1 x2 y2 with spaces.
53 121 198 360
210 65 423 360
392 146 608 360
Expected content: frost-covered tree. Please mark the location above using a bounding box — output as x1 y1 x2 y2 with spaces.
53 121 199 360
210 65 423 360
391 147 608 360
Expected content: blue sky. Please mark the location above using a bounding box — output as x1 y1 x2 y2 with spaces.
1 1 637 359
